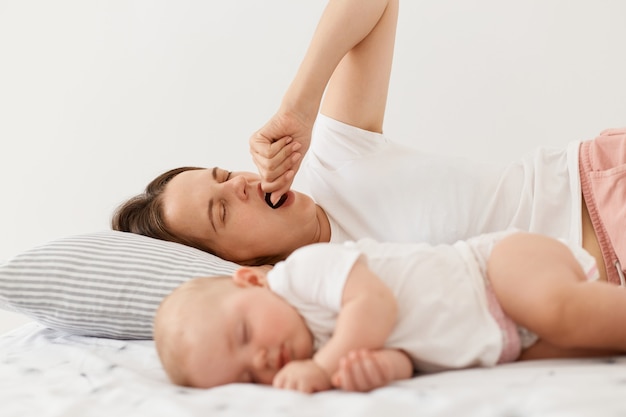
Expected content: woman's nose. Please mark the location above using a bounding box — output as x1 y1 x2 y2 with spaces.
225 175 249 200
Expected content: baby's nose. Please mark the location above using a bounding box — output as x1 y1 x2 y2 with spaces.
253 348 270 370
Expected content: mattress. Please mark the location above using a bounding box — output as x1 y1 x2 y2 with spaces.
2 323 625 417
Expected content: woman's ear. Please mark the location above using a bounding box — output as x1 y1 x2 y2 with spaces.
232 267 269 288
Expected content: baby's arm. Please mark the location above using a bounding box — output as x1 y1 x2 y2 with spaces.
274 258 399 392
332 348 413 392
315 259 398 374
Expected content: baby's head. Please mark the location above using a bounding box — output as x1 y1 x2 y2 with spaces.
154 267 314 388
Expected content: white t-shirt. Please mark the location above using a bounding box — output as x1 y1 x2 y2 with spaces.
302 113 582 245
267 234 598 373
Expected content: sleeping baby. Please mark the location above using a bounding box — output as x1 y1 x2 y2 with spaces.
154 230 626 393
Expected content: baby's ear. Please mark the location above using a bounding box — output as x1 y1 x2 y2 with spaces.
232 267 269 288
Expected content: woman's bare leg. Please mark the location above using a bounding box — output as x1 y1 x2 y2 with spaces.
487 232 626 355
519 339 620 361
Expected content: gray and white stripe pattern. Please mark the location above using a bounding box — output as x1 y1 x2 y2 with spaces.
0 231 239 339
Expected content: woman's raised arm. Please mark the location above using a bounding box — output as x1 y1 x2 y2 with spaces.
250 0 399 205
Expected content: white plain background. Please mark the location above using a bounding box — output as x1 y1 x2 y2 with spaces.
1 0 625 333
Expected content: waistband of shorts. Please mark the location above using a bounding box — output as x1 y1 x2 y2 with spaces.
578 140 624 286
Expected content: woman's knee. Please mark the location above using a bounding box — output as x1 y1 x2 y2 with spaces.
487 232 543 289
488 233 583 289
487 233 585 342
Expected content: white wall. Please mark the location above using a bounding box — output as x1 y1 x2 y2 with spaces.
1 0 625 333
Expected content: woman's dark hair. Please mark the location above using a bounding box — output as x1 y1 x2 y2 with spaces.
112 166 287 266
111 166 205 249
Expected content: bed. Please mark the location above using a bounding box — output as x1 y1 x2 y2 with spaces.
2 231 626 416
2 322 626 417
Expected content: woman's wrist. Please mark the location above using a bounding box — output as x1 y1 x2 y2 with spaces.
279 82 322 129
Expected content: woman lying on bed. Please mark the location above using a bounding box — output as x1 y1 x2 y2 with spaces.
112 0 625 286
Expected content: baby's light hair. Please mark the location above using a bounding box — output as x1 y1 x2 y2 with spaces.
154 275 232 386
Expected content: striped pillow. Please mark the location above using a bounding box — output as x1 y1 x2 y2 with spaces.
0 231 239 339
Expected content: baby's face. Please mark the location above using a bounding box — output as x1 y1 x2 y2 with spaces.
185 279 314 388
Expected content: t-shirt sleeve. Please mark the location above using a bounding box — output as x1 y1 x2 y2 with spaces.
271 243 362 312
309 113 386 165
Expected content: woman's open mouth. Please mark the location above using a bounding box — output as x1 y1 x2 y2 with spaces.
265 192 288 209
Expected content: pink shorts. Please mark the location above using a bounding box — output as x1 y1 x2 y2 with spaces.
579 128 626 286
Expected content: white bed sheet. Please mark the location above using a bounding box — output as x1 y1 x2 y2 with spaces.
2 323 626 417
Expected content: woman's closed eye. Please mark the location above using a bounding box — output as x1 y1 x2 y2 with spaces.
212 167 231 183
220 171 231 223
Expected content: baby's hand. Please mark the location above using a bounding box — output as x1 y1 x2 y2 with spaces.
331 349 396 392
272 359 332 394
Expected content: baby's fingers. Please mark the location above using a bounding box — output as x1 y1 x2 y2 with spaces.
333 350 388 392
357 351 390 389
273 374 296 391
333 353 370 391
